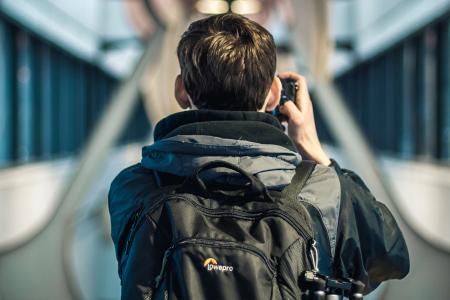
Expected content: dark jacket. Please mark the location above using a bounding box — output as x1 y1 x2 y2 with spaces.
108 110 409 296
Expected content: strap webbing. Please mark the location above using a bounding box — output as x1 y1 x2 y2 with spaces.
281 160 316 201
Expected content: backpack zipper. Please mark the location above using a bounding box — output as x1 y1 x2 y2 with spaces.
154 237 276 289
166 194 313 240
182 197 320 273
143 193 315 247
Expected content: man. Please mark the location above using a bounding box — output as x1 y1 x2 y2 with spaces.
109 13 409 298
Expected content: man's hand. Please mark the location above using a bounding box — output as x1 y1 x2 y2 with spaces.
277 72 331 166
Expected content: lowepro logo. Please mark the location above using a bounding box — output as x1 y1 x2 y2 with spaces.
203 257 234 272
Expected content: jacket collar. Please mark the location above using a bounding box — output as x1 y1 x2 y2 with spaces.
153 110 296 152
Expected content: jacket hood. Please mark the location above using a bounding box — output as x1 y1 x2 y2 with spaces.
141 110 302 189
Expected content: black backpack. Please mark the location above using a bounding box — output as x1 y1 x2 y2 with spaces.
124 160 318 300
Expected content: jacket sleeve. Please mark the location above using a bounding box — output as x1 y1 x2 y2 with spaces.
109 164 171 299
108 163 159 276
120 214 170 300
330 160 410 294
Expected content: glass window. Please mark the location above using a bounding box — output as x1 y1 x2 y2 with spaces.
0 19 14 166
438 20 450 162
16 31 37 162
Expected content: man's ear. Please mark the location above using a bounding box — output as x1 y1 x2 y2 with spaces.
174 74 191 109
264 76 282 111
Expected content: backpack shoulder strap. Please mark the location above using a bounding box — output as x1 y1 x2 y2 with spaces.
281 160 316 201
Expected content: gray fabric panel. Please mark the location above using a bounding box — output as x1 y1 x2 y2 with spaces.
142 153 298 189
141 135 301 189
143 135 302 158
298 164 341 258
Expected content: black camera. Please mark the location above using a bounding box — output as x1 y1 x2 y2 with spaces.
271 78 297 117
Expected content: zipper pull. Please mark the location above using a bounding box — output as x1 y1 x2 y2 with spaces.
309 239 319 273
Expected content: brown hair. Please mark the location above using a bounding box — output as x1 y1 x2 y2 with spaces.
177 13 276 111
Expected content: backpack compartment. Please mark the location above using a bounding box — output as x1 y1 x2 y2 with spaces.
156 238 279 300
149 193 313 300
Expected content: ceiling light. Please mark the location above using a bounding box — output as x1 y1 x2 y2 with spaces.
195 0 229 15
230 0 262 15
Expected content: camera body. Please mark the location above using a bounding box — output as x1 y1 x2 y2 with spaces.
280 78 297 105
271 78 297 117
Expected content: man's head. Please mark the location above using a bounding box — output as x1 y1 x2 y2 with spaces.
175 13 281 111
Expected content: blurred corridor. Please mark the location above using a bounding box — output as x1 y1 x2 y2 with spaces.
0 0 449 299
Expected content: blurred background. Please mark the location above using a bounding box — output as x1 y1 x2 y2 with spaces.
0 0 449 299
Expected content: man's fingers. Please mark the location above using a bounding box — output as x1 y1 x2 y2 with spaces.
278 72 310 113
278 71 300 80
279 101 300 120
